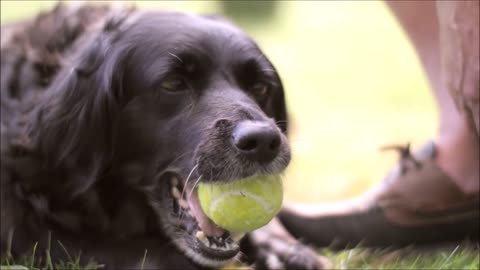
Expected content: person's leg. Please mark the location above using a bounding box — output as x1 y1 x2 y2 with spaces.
436 0 480 193
278 0 479 248
385 0 479 194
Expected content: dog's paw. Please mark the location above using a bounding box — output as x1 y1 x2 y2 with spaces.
283 244 329 270
253 243 328 270
245 218 330 270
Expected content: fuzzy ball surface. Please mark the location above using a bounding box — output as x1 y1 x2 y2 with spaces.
198 175 283 232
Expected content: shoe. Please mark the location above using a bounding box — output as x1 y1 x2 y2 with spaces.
278 141 479 248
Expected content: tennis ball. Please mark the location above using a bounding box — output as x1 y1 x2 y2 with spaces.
198 175 283 233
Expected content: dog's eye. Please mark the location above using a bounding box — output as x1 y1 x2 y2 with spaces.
251 82 270 99
160 76 187 93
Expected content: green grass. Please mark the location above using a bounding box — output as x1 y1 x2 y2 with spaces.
1 241 100 270
1 1 475 270
2 242 478 269
323 242 479 270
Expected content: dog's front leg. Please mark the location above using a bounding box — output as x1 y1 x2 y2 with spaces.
241 218 330 270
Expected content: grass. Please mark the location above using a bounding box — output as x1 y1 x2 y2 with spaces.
1 1 477 270
2 242 478 269
323 242 479 270
1 241 100 270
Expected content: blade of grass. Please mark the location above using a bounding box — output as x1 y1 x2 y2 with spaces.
30 241 38 269
140 249 148 270
45 231 53 270
57 240 73 263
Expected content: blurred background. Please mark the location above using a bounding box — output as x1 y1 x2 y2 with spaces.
1 1 437 203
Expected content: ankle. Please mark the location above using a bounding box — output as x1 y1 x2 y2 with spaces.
435 119 479 194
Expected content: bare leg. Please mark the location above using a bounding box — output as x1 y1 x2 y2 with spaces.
278 1 479 248
386 0 479 194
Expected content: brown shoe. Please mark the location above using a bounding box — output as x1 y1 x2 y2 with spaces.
279 141 479 248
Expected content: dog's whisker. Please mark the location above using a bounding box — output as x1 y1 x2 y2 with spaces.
177 174 202 220
187 175 203 199
260 68 276 74
181 163 199 199
169 151 195 166
156 151 196 178
254 53 266 63
168 52 184 64
179 96 195 117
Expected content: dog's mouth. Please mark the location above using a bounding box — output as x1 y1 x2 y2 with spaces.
151 126 290 267
154 171 243 267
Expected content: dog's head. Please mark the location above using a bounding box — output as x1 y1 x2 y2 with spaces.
34 10 290 267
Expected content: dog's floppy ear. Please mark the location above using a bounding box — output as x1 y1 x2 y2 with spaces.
32 11 134 196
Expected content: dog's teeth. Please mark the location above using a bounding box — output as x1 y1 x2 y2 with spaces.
220 242 226 249
171 186 181 199
210 242 218 249
202 238 209 246
225 242 230 249
178 199 189 209
196 231 206 240
170 176 179 186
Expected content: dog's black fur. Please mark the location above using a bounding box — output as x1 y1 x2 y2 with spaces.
1 4 324 270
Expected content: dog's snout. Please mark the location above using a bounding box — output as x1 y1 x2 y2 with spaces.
232 121 281 163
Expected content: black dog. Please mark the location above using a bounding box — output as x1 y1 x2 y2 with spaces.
1 4 324 269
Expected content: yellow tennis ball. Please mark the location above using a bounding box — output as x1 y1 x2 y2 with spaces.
198 175 283 233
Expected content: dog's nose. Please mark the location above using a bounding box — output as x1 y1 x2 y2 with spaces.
232 121 281 163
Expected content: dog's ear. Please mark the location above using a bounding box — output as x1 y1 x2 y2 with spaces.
32 11 134 196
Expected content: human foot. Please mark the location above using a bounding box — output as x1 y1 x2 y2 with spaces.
278 141 479 248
